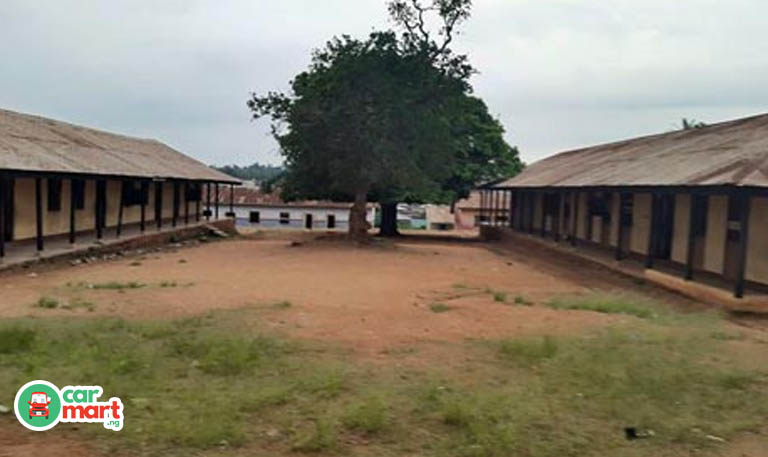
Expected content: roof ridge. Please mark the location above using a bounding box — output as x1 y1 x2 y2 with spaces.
0 107 159 144
543 111 768 161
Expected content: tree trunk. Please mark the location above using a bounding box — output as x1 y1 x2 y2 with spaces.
378 202 401 237
348 191 370 241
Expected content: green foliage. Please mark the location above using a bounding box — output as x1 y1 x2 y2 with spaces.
342 396 390 434
513 295 534 306
497 336 558 365
213 162 284 183
292 419 338 453
248 0 521 233
491 290 507 303
546 293 659 319
272 300 293 309
429 303 454 313
34 296 60 309
0 327 36 354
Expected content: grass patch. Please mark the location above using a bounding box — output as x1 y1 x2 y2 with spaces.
292 419 337 453
0 327 36 354
491 291 508 303
497 336 558 365
1 296 767 456
429 303 454 313
342 396 389 435
90 281 147 291
272 300 293 309
61 298 96 312
159 281 178 288
546 293 660 319
34 296 60 309
513 295 534 306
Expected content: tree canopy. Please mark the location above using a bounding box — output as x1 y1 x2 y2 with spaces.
248 0 521 237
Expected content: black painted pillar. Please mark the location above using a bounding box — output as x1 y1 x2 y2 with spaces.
571 192 579 246
69 179 76 244
184 182 190 225
172 181 179 228
615 193 626 261
35 177 43 251
0 175 5 258
645 193 658 269
684 192 697 280
116 181 124 238
734 191 752 299
195 184 201 222
206 183 212 221
140 181 147 233
540 194 547 238
215 183 220 220
229 184 235 217
156 181 163 231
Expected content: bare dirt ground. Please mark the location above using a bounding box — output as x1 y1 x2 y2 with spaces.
0 232 652 358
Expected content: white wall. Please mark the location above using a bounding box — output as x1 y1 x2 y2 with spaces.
232 204 376 229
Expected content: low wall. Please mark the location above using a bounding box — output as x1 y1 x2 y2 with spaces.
480 225 768 313
0 219 236 274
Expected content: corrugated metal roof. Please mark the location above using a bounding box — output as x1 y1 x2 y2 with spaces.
494 113 768 189
0 108 239 183
215 186 362 209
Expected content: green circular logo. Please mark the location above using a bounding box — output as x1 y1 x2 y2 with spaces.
14 380 62 431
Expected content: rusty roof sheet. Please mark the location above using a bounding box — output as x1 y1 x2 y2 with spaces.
495 113 768 189
216 186 363 209
0 108 239 183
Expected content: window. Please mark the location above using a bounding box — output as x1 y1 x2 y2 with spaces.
122 181 147 207
327 214 336 229
186 183 202 202
72 179 86 210
279 212 290 225
47 178 62 212
249 211 261 224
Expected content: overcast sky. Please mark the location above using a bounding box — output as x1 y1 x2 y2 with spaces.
1 0 767 167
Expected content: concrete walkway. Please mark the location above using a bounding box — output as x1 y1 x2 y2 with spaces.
0 219 230 271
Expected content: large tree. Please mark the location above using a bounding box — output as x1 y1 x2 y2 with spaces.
249 0 521 238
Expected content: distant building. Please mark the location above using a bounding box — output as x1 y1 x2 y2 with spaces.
425 205 455 231
218 187 376 230
0 108 239 258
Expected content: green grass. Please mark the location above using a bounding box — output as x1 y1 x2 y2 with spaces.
272 300 293 309
492 291 508 303
34 296 60 309
546 293 661 318
0 327 36 354
61 298 96 312
429 303 454 313
84 281 147 291
513 295 534 306
342 396 390 435
1 295 766 456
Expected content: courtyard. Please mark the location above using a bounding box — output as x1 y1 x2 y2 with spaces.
0 232 766 457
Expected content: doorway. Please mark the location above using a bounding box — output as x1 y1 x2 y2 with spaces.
305 214 313 230
327 214 336 229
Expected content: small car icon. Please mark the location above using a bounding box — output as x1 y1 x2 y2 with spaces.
27 392 51 420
